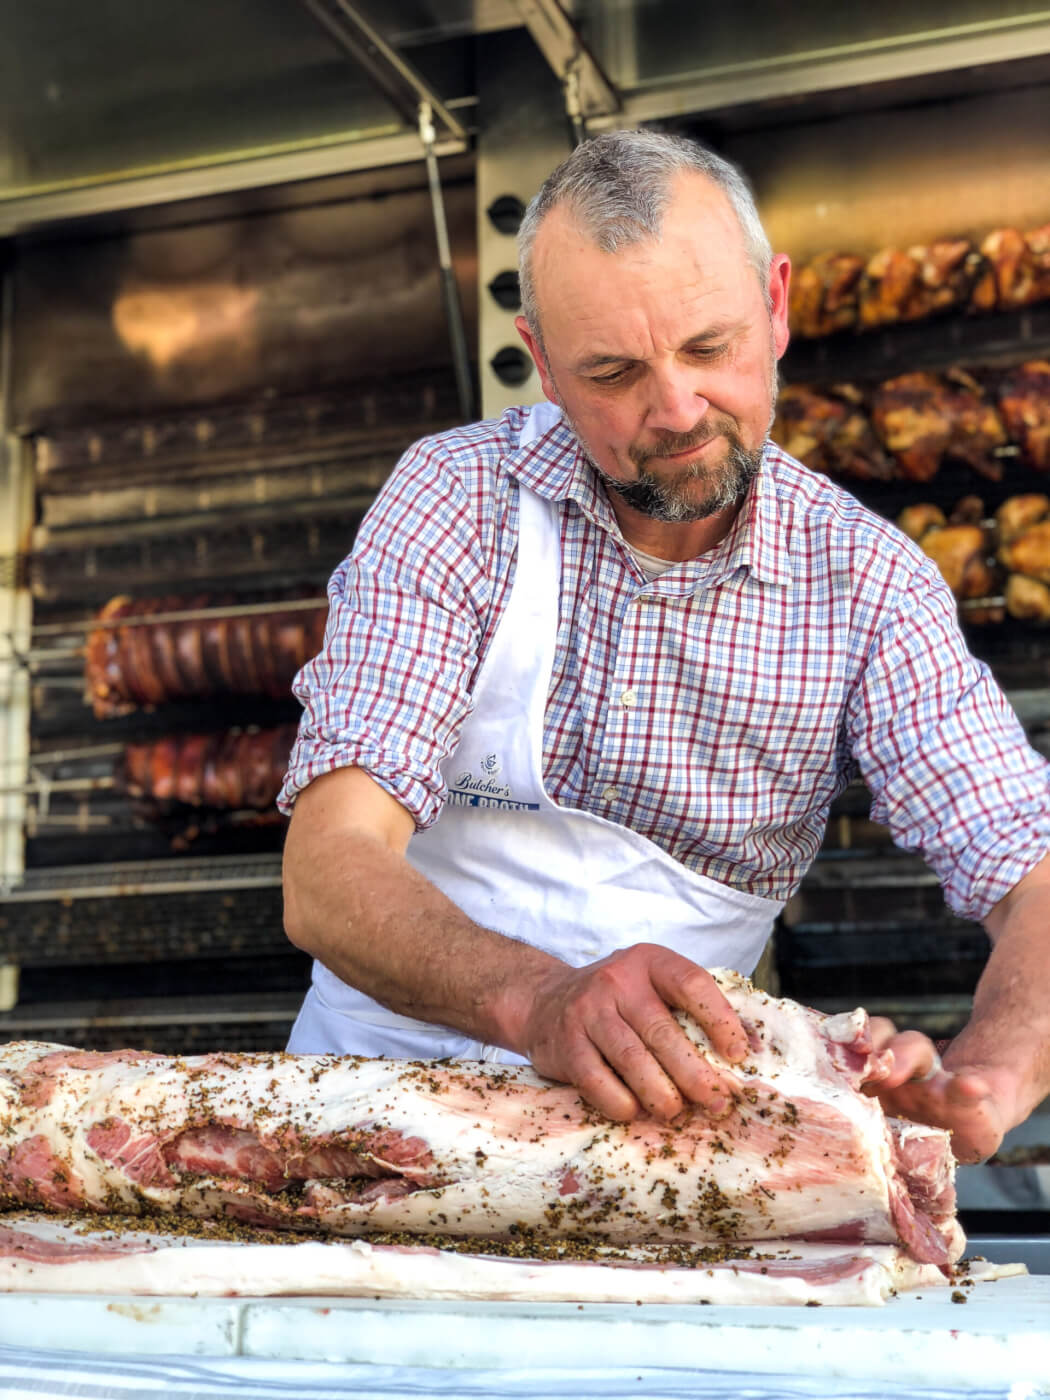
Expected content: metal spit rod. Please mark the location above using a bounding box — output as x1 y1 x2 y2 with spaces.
6 594 329 669
29 594 329 638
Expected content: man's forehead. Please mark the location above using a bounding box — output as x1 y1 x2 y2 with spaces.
531 185 755 360
532 171 740 261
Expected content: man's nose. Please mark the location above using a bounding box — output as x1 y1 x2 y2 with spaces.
646 369 710 435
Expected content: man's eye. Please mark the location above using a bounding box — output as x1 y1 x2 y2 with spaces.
690 343 727 359
591 368 630 385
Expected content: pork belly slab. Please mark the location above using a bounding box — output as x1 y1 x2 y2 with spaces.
0 1212 1018 1306
0 972 962 1270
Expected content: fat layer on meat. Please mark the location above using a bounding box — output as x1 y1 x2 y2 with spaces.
0 1212 1008 1307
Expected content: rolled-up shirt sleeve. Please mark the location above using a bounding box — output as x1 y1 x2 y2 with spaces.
845 554 1050 921
278 435 494 828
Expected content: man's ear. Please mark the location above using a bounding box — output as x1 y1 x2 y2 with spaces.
768 254 791 359
514 315 559 403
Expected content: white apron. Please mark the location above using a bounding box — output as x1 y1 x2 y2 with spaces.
289 402 784 1059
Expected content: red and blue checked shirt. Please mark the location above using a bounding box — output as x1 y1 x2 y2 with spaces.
279 407 1050 921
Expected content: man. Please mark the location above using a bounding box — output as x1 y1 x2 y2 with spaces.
280 130 1050 1165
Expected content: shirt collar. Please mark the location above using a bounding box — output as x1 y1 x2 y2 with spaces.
506 410 792 589
506 409 607 508
719 443 793 588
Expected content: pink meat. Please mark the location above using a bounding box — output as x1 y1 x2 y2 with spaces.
87 1119 176 1188
162 1126 288 1190
891 1121 956 1216
0 1135 85 1209
0 1222 152 1263
0 973 963 1266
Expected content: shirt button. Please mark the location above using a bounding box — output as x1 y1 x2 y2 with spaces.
620 687 637 707
601 785 619 802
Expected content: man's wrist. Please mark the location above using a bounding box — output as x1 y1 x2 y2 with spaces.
482 949 563 1056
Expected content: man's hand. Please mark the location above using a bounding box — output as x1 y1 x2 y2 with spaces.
863 1017 1011 1163
516 944 748 1123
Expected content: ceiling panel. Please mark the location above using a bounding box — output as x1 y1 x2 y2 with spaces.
0 0 476 202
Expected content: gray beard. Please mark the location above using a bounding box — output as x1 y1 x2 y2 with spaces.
591 436 764 523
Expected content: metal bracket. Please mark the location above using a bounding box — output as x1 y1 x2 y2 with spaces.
297 0 468 142
513 0 621 141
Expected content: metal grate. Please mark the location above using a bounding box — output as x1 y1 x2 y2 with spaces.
6 853 282 900
0 992 302 1055
0 882 289 966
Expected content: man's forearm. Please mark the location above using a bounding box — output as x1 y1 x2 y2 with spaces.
283 822 561 1052
954 878 1050 1128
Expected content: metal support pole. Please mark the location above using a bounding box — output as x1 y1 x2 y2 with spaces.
564 67 587 147
0 254 31 897
419 102 476 424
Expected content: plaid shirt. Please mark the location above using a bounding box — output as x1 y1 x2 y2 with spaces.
280 407 1050 921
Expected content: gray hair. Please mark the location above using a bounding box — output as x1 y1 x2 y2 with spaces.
517 129 772 340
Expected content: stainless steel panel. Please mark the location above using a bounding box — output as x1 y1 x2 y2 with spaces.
10 181 477 430
0 0 413 199
581 0 1050 101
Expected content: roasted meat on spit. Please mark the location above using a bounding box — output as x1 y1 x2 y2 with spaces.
871 370 1007 482
996 361 1050 473
856 241 983 330
998 502 1050 585
972 225 1050 311
896 503 947 541
998 493 1050 619
895 498 1000 624
917 525 997 601
996 493 1050 546
120 725 297 811
1004 573 1050 622
788 222 1050 342
771 384 894 481
788 252 865 338
85 595 327 718
996 489 1050 619
898 493 1050 623
895 503 996 603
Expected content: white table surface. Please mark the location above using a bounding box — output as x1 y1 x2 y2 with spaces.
0 1273 1046 1396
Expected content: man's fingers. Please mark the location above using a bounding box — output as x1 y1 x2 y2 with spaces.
522 950 751 1122
651 958 749 1063
629 1011 736 1118
567 1043 644 1123
867 1016 899 1053
878 1030 942 1088
867 1066 1005 1162
591 1006 727 1121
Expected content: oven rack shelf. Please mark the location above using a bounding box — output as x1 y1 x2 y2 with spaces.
3 852 282 901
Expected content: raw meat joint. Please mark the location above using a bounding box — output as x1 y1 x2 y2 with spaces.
0 973 1018 1305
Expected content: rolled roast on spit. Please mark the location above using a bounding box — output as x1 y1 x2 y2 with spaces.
0 971 963 1270
120 725 296 810
85 595 327 719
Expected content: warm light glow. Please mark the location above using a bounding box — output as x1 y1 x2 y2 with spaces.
112 283 259 370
